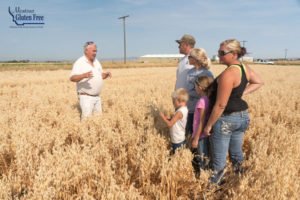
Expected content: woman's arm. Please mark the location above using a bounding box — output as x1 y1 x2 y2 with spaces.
192 108 206 148
203 70 235 135
243 66 264 96
160 111 183 128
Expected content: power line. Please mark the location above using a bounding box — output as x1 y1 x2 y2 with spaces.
241 40 247 47
118 15 129 64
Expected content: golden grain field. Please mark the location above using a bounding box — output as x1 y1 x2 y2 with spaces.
0 64 299 199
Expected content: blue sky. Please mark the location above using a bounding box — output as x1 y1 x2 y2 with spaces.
0 0 299 61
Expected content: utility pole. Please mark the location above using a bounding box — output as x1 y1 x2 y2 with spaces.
118 15 129 64
240 40 247 61
284 49 288 60
241 40 247 48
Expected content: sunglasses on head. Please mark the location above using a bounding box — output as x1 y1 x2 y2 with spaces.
86 41 94 45
218 50 232 56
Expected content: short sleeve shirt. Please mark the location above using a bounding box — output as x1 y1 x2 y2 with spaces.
175 55 194 90
70 56 103 95
192 96 210 138
186 68 214 113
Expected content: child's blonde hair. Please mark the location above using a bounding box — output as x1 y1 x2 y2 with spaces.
171 88 189 102
194 76 213 97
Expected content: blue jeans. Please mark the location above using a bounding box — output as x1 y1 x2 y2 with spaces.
172 140 186 154
210 110 250 184
194 137 210 169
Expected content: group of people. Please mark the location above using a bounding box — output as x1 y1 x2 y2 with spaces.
159 35 263 184
69 36 263 185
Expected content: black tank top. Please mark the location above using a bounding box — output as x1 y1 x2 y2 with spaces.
210 63 248 114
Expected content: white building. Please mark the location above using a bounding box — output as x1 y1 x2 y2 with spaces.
139 54 184 63
241 57 254 63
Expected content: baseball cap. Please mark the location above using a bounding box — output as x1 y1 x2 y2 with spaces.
176 34 196 46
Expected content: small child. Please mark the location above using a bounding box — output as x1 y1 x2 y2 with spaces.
160 88 189 154
192 75 213 171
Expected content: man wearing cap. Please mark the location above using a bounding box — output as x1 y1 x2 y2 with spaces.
70 41 112 120
175 34 196 90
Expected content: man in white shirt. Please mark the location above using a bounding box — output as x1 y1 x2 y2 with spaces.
175 34 196 90
70 41 111 119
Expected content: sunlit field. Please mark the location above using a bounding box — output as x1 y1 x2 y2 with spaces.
0 64 299 199
0 61 178 71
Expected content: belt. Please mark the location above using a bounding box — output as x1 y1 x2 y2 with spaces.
78 92 98 97
222 110 248 116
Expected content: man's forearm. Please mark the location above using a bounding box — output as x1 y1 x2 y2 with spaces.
70 74 85 82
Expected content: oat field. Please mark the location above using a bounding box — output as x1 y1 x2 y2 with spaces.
0 64 299 199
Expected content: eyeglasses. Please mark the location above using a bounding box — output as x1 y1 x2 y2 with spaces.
218 50 232 56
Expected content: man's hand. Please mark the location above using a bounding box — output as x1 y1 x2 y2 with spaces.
102 72 112 79
84 71 93 79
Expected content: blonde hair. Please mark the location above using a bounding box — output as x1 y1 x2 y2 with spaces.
195 76 213 97
171 88 189 102
190 48 211 69
220 39 247 58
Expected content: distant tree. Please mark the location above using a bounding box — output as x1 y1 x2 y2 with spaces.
5 60 30 63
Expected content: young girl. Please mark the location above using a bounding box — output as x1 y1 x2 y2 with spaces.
160 88 189 154
192 75 213 170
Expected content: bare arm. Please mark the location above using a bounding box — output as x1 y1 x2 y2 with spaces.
192 108 206 148
203 70 235 135
160 111 183 128
243 66 264 96
70 71 93 82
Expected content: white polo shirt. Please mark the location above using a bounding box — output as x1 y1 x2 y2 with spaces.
70 56 103 96
175 55 193 90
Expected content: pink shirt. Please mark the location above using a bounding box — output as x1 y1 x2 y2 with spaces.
193 96 210 138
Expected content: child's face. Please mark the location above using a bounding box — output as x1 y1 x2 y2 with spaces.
195 84 205 96
172 98 181 108
195 85 201 94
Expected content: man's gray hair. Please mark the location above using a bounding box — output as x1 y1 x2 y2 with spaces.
84 41 97 50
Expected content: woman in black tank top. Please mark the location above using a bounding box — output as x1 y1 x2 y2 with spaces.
203 39 264 185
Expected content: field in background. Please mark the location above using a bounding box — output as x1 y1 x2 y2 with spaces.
0 61 177 71
0 64 299 199
1 59 300 71
272 60 300 65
